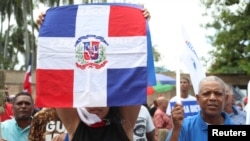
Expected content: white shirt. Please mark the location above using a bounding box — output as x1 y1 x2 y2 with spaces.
133 105 155 141
166 95 200 118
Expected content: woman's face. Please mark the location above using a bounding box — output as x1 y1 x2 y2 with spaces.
85 107 110 119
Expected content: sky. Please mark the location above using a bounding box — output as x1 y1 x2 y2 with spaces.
143 0 212 73
34 0 213 73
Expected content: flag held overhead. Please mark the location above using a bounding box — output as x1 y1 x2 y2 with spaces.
36 4 154 108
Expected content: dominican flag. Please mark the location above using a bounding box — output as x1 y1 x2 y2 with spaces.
23 58 32 94
181 26 206 94
36 4 155 107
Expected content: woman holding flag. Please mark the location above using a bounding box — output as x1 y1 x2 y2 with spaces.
36 5 151 141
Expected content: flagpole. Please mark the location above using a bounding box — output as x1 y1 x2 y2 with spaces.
176 56 181 104
246 81 250 124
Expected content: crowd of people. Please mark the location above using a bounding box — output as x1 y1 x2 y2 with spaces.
0 3 249 141
1 75 248 141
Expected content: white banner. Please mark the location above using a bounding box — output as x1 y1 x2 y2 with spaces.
181 25 206 94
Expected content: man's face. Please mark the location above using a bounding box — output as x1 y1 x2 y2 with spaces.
196 80 226 117
162 100 168 111
225 86 235 106
180 79 190 92
13 95 34 120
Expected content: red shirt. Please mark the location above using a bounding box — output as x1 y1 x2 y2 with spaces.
153 108 172 129
0 102 13 122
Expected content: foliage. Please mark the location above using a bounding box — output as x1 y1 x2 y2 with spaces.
152 45 161 62
200 0 250 75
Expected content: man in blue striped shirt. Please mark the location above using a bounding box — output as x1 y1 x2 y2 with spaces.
223 83 246 125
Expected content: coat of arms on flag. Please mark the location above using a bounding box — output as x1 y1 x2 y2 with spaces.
36 3 155 108
75 35 108 69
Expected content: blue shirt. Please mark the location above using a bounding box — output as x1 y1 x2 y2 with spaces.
1 118 30 141
228 106 246 125
166 111 233 141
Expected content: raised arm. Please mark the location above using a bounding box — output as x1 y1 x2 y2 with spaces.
56 108 79 141
120 105 140 140
167 103 184 141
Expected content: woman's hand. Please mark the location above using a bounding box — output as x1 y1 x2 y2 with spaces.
36 12 46 27
142 8 151 20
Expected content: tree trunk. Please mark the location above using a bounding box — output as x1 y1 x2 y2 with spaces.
3 19 10 63
0 14 3 69
30 0 36 69
22 0 30 67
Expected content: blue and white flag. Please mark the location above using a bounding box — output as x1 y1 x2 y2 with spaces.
181 26 206 94
36 4 155 107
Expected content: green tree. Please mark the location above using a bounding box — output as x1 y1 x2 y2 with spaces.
152 45 161 62
201 0 250 75
38 0 74 7
0 0 25 70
